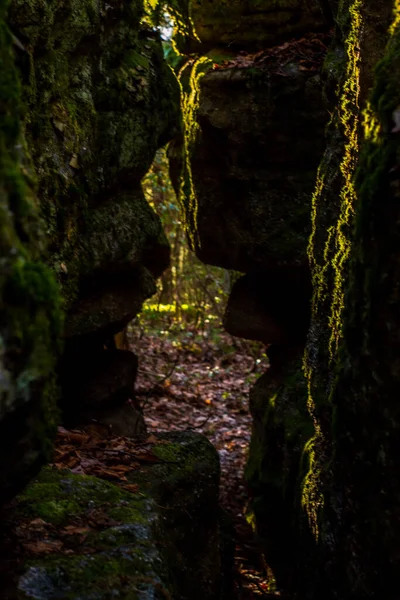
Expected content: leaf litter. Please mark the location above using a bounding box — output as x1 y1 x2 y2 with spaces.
130 321 280 598
1 321 278 598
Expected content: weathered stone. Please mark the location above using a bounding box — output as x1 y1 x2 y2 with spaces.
9 0 180 340
246 354 314 591
64 265 157 340
245 1 397 598
0 2 62 503
171 40 328 273
60 347 147 437
0 0 180 502
62 349 137 408
320 14 400 598
187 0 332 52
223 269 311 344
1 432 225 600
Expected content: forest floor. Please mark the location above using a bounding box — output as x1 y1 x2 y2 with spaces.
129 316 279 599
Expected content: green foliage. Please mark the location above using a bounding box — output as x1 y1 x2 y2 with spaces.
142 148 231 331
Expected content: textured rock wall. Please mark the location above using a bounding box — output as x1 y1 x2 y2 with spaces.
172 0 400 597
0 0 62 502
304 2 400 596
1 0 180 501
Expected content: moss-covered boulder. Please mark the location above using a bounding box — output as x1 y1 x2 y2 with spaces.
2 432 226 600
187 0 331 52
0 0 181 476
316 10 400 597
245 0 398 598
171 40 328 274
8 0 180 340
0 0 62 503
246 356 314 592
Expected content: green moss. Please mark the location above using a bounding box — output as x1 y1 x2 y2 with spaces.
0 1 63 497
12 434 220 599
176 56 213 251
152 441 181 463
18 468 146 525
246 362 313 498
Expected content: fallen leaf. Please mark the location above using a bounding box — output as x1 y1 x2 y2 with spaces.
24 540 63 554
122 484 139 493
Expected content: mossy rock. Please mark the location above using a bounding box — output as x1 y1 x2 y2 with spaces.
0 1 62 502
8 0 180 337
245 356 314 593
170 45 328 272
3 432 225 600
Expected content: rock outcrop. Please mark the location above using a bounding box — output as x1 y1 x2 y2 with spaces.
186 0 332 52
0 0 180 501
1 432 228 600
0 1 62 503
172 0 400 597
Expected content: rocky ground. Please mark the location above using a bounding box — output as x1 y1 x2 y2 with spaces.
129 317 279 598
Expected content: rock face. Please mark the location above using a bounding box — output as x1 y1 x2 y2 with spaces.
0 1 62 503
9 0 179 339
187 0 332 51
0 0 180 501
1 432 228 600
172 36 328 273
173 0 400 597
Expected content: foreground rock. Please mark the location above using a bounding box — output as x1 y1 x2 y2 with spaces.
1 432 229 600
1 0 180 499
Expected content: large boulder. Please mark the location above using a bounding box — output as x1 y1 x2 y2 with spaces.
0 1 62 503
245 0 398 598
8 0 180 341
0 0 180 501
171 37 328 273
2 432 227 600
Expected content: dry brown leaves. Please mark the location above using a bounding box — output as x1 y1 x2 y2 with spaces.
51 426 162 490
213 32 332 75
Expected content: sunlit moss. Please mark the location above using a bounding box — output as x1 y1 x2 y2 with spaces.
328 0 362 359
302 0 364 539
300 434 323 540
389 0 400 35
177 56 212 251
143 0 199 44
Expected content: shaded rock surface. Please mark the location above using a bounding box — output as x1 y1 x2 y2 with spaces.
8 0 179 339
171 0 400 598
0 0 180 498
187 0 332 52
223 268 311 345
171 34 328 273
1 432 227 600
241 1 400 599
0 1 62 503
60 349 147 437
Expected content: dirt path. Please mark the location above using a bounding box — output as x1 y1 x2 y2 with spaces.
129 321 279 598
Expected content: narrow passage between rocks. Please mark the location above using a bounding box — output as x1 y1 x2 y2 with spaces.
129 321 279 599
